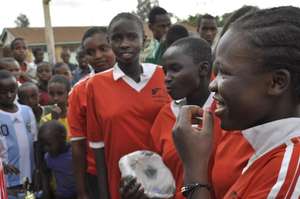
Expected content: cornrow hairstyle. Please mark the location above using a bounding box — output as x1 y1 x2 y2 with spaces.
165 24 189 48
10 37 25 50
81 26 108 45
197 14 216 28
48 74 71 92
148 6 168 24
108 12 144 37
231 6 300 98
170 37 212 76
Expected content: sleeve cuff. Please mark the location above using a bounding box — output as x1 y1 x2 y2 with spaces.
70 137 86 142
89 141 105 149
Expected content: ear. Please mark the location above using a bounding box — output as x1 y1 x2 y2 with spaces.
198 61 210 77
268 69 291 96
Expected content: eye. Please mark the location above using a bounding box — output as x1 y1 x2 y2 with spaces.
127 33 138 41
111 34 122 42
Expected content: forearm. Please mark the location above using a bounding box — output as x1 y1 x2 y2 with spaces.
71 140 88 197
94 148 110 199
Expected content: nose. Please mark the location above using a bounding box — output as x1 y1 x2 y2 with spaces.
209 77 218 93
95 49 103 59
120 38 130 48
164 72 172 84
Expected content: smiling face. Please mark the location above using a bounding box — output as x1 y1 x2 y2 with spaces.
109 18 143 66
83 33 115 72
162 46 201 100
209 29 276 130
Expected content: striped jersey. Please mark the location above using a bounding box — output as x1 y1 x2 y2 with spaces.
0 104 37 187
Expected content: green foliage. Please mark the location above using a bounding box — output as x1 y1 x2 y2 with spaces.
15 13 30 28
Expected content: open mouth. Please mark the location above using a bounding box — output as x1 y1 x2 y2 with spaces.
213 95 227 116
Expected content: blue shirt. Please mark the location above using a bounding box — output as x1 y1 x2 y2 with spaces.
45 145 76 197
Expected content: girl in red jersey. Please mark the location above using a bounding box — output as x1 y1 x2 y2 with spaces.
173 6 300 199
86 13 170 199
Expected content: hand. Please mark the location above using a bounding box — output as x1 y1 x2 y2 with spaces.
120 176 149 199
3 163 20 175
172 105 214 177
51 104 62 120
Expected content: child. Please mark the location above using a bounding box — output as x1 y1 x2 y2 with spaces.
71 48 91 85
86 13 170 199
18 82 52 124
39 121 76 199
53 62 73 83
32 48 44 66
0 58 21 83
68 27 115 199
0 70 37 197
41 75 70 132
173 6 300 198
36 62 52 106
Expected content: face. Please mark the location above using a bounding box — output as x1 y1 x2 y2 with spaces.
20 86 39 108
76 54 89 69
41 130 65 156
54 65 72 81
209 29 273 130
37 64 52 82
61 51 70 63
34 50 44 63
48 82 68 108
198 19 217 46
83 33 115 72
109 19 143 65
0 77 18 108
7 62 21 80
12 40 27 63
162 46 200 100
150 14 171 41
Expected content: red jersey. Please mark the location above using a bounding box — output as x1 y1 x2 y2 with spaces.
67 74 96 175
86 63 171 199
150 96 253 199
224 118 300 199
0 162 7 199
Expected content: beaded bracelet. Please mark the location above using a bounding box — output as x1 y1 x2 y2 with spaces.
181 183 211 198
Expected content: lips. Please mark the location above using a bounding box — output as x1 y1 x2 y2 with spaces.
213 95 227 117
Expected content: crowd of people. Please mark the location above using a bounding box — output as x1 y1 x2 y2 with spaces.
0 4 299 199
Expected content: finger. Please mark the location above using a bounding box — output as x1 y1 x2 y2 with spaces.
202 109 214 134
177 105 203 127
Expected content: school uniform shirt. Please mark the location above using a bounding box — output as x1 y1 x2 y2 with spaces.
68 73 97 175
0 104 37 187
0 161 7 199
224 118 300 199
86 63 171 199
150 96 253 199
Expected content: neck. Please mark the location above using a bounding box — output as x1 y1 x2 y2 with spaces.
0 104 18 113
186 81 210 107
118 59 142 83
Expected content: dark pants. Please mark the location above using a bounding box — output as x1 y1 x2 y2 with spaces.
86 173 100 199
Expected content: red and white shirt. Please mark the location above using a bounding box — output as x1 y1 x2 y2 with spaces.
225 118 300 199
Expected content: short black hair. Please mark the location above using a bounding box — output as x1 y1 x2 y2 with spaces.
81 26 108 45
39 120 67 141
10 37 25 50
231 6 300 98
170 37 212 74
148 6 168 24
108 12 144 37
32 47 43 56
197 14 216 28
37 61 52 70
165 24 189 48
0 69 14 80
18 82 38 104
0 57 18 70
48 74 71 92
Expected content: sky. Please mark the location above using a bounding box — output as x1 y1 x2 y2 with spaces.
0 0 300 32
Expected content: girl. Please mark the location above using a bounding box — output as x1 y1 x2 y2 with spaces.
86 13 170 199
68 27 116 199
173 6 300 198
36 62 52 106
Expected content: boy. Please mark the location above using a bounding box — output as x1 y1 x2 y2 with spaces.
0 70 37 197
0 58 21 84
71 48 91 85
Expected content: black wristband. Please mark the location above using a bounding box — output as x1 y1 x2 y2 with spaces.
181 183 211 198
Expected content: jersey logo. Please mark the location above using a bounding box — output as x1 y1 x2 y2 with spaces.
152 88 161 95
0 124 9 136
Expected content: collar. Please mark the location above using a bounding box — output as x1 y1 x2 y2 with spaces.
170 92 214 118
112 63 157 92
242 117 300 172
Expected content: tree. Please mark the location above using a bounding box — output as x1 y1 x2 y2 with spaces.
15 13 30 27
135 0 159 22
